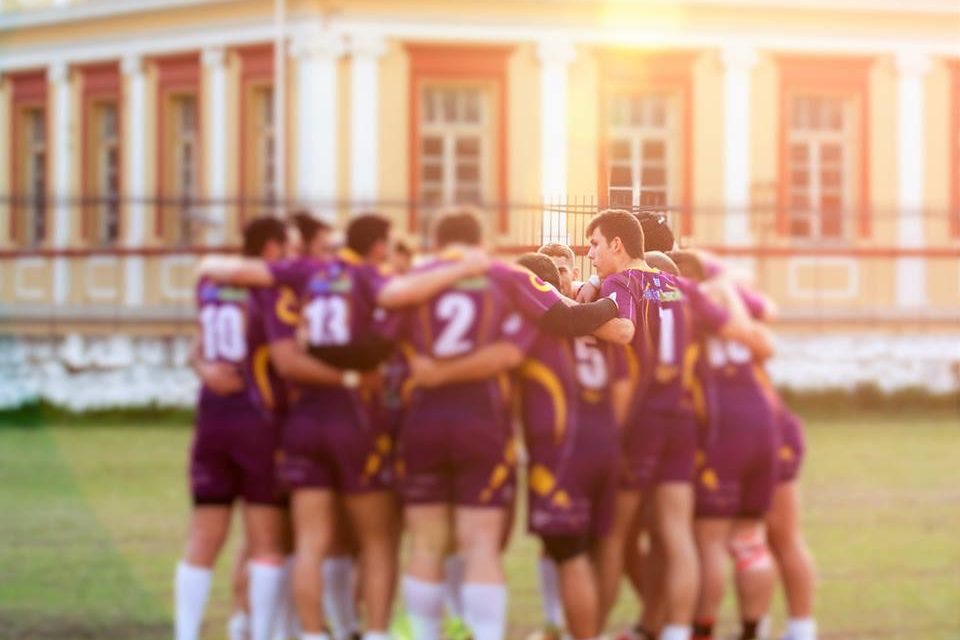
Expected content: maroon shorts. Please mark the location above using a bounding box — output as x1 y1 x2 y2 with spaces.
776 408 806 483
278 391 391 494
695 391 778 519
621 409 698 491
527 429 618 539
190 410 283 507
396 405 516 508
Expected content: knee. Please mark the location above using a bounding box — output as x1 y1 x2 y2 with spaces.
728 529 773 572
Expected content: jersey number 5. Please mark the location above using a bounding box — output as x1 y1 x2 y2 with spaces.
199 304 247 362
573 336 608 389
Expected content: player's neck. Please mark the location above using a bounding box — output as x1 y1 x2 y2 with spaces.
615 256 648 273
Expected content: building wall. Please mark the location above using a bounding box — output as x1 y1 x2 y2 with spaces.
0 0 956 341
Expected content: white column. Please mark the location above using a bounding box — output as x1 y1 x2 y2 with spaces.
292 29 344 222
721 46 757 245
895 52 931 309
347 34 386 211
122 54 146 307
48 61 71 305
202 47 227 245
538 40 576 244
721 46 758 280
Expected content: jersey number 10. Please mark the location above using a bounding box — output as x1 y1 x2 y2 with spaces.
199 304 247 362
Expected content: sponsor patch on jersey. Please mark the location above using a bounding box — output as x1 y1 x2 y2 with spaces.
454 275 490 291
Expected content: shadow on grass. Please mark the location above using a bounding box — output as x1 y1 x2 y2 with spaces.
0 402 193 429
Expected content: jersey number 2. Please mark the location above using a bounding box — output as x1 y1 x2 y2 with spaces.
434 292 476 357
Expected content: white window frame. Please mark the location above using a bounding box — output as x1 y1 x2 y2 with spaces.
23 107 47 247
607 92 676 211
418 84 492 213
171 93 199 244
786 94 855 242
95 101 120 246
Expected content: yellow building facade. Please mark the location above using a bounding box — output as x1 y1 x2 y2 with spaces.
0 0 958 343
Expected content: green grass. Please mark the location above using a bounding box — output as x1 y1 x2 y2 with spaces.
1 412 958 639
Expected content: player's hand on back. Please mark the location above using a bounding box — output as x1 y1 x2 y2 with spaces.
461 248 491 275
200 361 245 395
576 281 599 303
409 354 442 389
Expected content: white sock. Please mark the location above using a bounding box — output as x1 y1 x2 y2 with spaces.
403 575 444 640
443 554 465 618
786 618 817 640
228 610 249 640
462 583 508 640
361 634 391 640
249 560 285 640
537 556 564 628
323 556 359 640
300 634 331 640
175 561 213 640
659 625 691 640
273 556 299 640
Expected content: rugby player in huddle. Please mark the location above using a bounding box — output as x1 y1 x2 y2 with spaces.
182 207 815 640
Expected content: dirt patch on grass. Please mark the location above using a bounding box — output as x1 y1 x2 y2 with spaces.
0 611 169 640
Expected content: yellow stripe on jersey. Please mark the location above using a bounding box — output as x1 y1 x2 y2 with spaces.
275 287 300 326
622 344 640 389
338 247 363 265
529 464 557 497
252 345 275 411
519 359 567 444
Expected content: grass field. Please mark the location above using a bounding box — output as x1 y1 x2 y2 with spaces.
1 410 958 640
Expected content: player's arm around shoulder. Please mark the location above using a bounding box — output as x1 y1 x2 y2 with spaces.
195 254 276 287
409 341 525 389
375 249 490 309
269 338 360 389
590 273 634 345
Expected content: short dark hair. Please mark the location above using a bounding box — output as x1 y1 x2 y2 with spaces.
517 252 561 291
634 211 675 253
346 213 391 257
586 209 644 259
644 250 680 276
290 210 332 245
242 216 287 257
393 238 413 257
667 249 706 282
537 242 576 264
433 207 484 249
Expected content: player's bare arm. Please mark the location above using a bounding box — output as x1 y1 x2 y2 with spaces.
195 255 275 287
269 337 359 388
375 249 490 309
189 335 244 395
611 377 634 429
408 341 525 389
708 278 776 360
593 317 634 345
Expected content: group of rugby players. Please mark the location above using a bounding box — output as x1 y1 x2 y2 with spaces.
176 206 817 640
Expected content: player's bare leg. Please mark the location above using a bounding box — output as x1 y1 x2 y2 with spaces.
636 530 666 639
291 489 337 636
693 519 732 640
404 504 454 640
553 549 601 639
343 490 399 634
767 482 817 640
243 503 287 640
455 506 509 640
228 540 251 640
176 505 232 640
655 482 699 640
729 520 775 640
596 489 641 625
323 502 360 640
